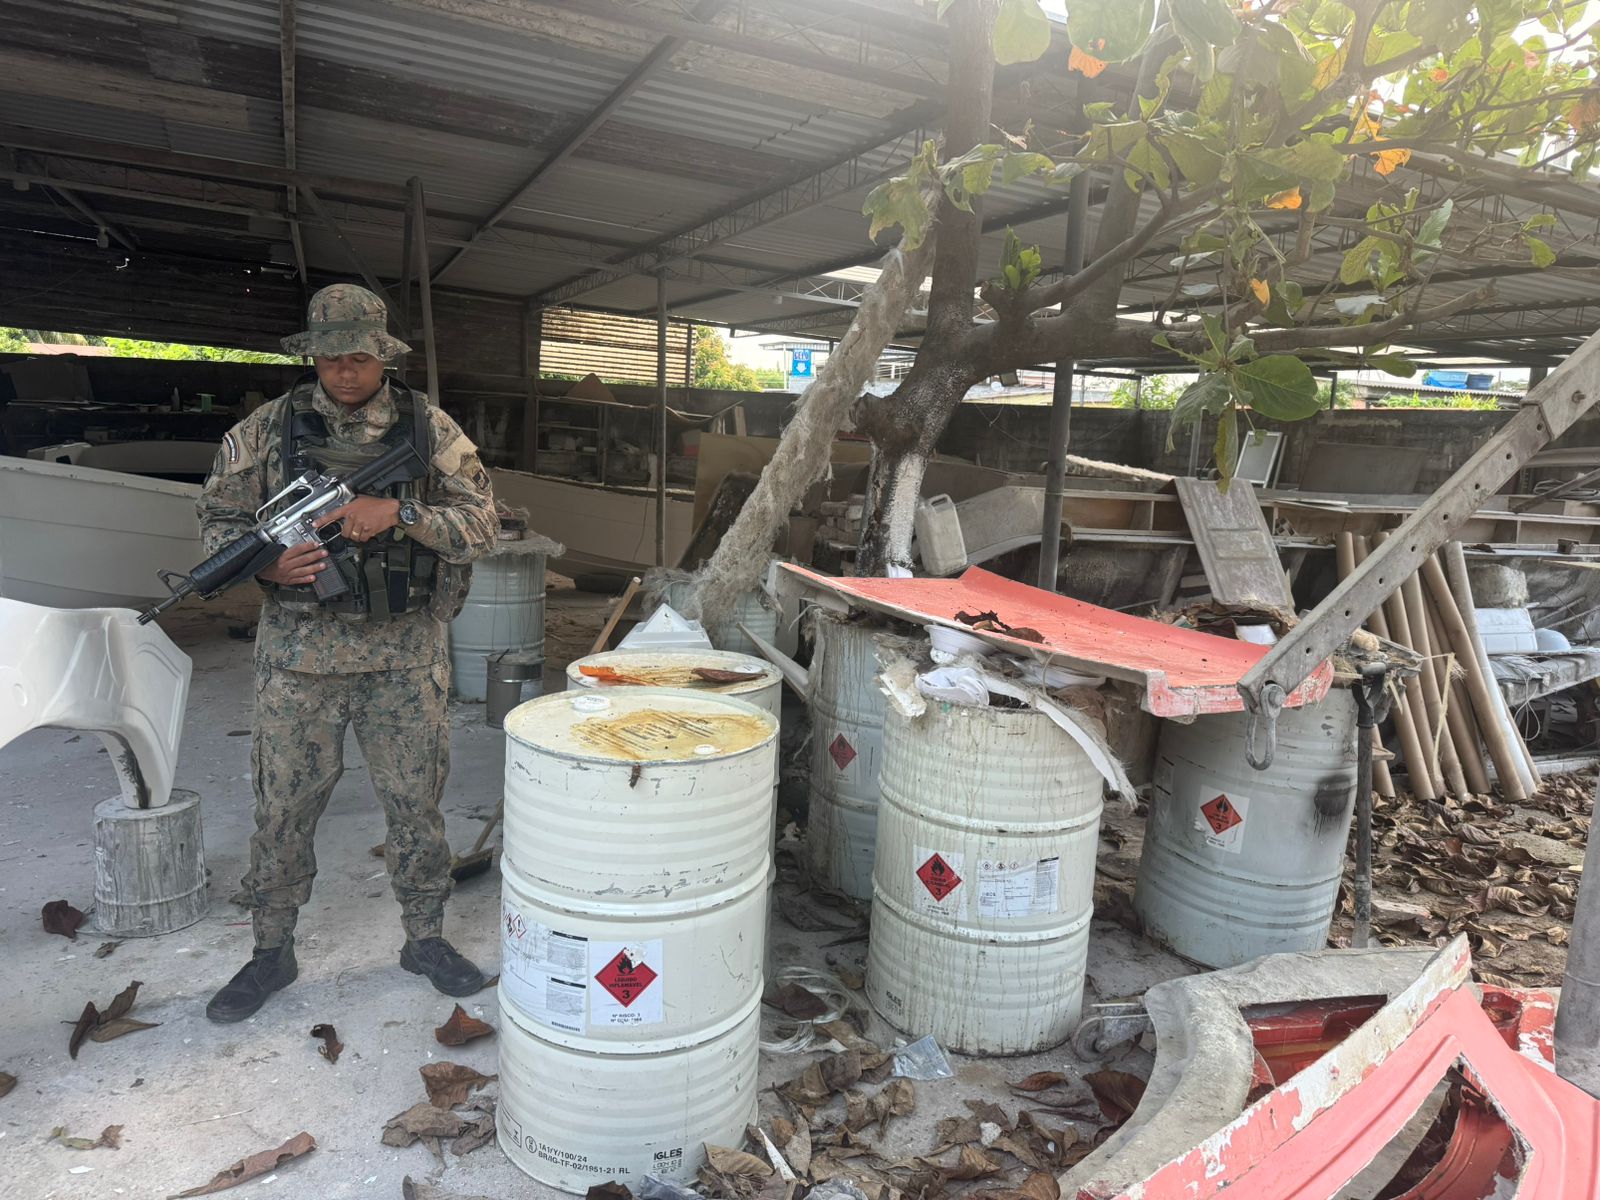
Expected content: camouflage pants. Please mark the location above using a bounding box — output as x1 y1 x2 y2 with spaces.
247 661 452 948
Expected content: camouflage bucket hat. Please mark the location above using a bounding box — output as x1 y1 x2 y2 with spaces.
281 283 412 360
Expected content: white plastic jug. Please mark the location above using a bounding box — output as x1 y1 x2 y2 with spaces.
914 494 968 576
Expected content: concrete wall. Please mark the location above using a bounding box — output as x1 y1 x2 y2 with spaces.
935 402 1600 494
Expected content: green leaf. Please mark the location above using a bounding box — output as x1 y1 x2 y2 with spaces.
1066 0 1156 64
1417 198 1453 249
1366 353 1417 378
1172 0 1239 48
1200 313 1228 358
1166 373 1232 449
861 142 939 249
993 0 1052 65
1214 406 1241 491
1001 152 1055 184
1523 212 1558 231
1235 355 1322 421
1164 132 1225 185
1527 235 1558 268
1339 236 1383 285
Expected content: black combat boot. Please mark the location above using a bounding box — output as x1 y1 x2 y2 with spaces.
400 937 486 997
206 941 299 1023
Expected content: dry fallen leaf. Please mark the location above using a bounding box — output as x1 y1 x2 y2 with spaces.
94 942 122 959
1084 1070 1147 1126
169 1131 316 1197
90 1017 160 1043
51 1124 123 1150
420 1062 495 1108
311 1024 343 1065
434 1005 494 1046
947 1144 1003 1180
69 981 158 1058
781 1117 812 1177
693 668 765 684
705 1144 773 1179
763 982 829 1021
382 1103 465 1151
1010 1071 1071 1093
452 1106 496 1157
42 899 87 941
587 1184 633 1200
845 1078 915 1134
0 1071 15 1098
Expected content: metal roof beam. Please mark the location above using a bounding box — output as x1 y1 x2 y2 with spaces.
545 0 945 98
431 0 730 287
47 184 137 253
297 184 398 314
529 122 936 305
657 184 1110 316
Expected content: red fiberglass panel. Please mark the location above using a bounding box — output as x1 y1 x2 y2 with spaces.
783 565 1331 718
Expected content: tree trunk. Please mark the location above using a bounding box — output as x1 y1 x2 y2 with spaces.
855 360 984 573
854 0 998 575
688 237 935 624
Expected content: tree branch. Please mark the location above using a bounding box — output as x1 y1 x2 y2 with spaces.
1022 185 1221 314
1246 284 1494 352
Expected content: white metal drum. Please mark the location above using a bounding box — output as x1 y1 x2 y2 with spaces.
449 550 547 702
866 702 1103 1056
499 864 769 1049
499 688 776 1193
502 689 775 904
806 615 888 899
498 998 760 1192
566 649 782 718
1134 692 1358 969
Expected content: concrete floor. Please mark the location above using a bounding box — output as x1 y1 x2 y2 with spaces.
2 581 1189 1200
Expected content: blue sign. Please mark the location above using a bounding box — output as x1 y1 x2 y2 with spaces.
789 348 813 378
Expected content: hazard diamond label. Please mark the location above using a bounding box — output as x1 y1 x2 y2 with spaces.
916 852 962 903
594 948 658 1009
1200 793 1244 836
829 733 857 771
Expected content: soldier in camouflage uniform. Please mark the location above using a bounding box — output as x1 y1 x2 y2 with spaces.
199 283 499 1023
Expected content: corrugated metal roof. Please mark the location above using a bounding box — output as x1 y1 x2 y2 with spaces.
2 0 1595 363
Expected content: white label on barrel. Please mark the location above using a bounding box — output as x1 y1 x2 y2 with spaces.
500 902 588 1033
589 939 664 1027
913 848 965 916
976 857 1060 918
1195 791 1250 853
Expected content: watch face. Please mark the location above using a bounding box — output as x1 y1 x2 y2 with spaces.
400 501 420 525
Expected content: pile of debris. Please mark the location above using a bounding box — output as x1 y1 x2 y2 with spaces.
1338 771 1592 984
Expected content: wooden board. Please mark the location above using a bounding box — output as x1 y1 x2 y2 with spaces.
1173 478 1292 607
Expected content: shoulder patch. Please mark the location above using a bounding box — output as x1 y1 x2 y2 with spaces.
431 429 479 477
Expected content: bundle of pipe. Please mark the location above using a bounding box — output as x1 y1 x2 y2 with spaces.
1334 534 1539 802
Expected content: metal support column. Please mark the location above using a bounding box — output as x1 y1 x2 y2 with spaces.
655 270 669 567
408 177 439 404
1328 371 1339 409
522 303 543 471
1036 169 1091 592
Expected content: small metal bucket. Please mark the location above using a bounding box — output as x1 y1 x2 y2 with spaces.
485 652 544 729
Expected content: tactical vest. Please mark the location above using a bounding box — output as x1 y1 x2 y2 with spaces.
267 374 439 622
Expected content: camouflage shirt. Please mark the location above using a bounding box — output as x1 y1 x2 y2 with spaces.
198 381 498 674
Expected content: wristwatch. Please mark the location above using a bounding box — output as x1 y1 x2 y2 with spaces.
397 500 422 527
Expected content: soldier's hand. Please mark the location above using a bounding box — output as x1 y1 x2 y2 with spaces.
258 540 329 586
319 496 402 543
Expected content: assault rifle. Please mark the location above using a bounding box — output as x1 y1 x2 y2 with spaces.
137 440 425 625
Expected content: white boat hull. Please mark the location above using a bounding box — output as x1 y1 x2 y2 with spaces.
489 468 693 576
0 456 203 608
